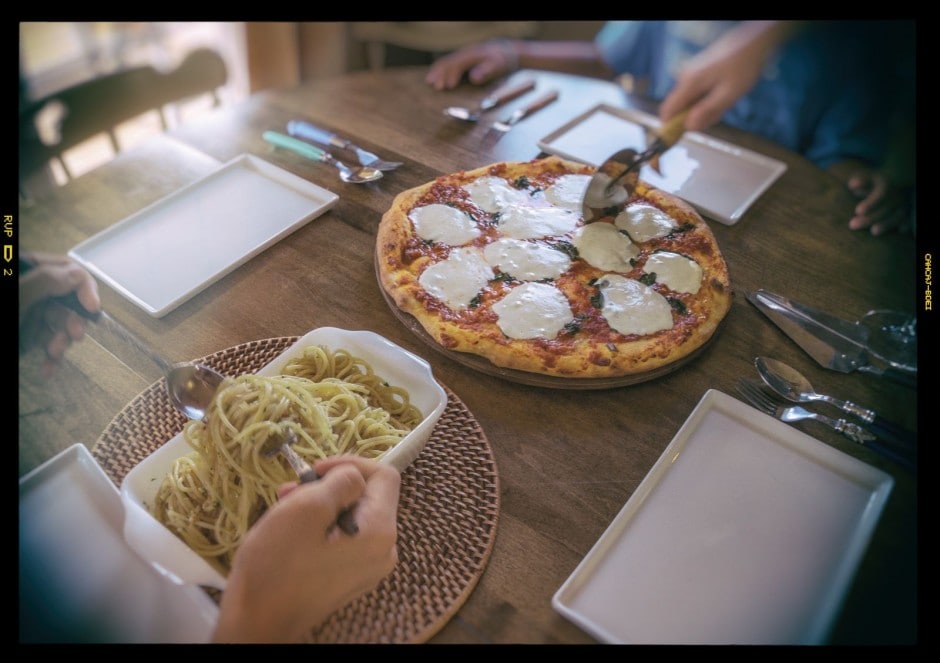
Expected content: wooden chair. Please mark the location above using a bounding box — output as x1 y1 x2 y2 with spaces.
19 47 228 200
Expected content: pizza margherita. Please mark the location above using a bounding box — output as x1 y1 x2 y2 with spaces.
376 156 732 380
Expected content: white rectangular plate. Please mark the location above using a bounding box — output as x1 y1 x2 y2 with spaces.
538 104 787 225
69 153 339 317
120 327 448 591
552 389 893 645
19 444 219 643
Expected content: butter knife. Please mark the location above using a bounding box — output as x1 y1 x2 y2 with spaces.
286 120 402 171
488 90 559 135
444 78 537 122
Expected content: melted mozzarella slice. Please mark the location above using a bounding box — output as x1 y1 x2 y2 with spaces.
573 223 639 272
498 204 579 239
409 204 480 245
596 274 674 335
543 174 593 211
418 247 492 309
492 282 574 340
643 251 702 294
614 203 678 242
463 176 529 213
482 238 572 281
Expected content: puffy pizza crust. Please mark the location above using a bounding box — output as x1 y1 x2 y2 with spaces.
376 156 732 379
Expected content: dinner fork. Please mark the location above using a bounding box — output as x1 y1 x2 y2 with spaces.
736 379 915 470
287 120 403 171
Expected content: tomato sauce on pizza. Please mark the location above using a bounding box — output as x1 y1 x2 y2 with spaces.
376 156 732 379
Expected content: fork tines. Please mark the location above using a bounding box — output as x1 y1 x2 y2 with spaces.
735 378 780 416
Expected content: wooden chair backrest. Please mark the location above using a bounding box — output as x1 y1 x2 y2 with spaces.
20 48 228 190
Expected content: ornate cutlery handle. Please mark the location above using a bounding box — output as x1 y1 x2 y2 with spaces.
810 393 916 449
823 414 916 471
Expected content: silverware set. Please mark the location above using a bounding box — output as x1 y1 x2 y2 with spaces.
287 120 402 171
265 79 563 179
736 359 916 471
441 77 559 140
263 120 404 184
739 287 917 469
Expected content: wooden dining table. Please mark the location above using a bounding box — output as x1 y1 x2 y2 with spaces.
17 66 919 645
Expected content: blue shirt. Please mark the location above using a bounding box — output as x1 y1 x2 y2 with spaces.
595 20 914 170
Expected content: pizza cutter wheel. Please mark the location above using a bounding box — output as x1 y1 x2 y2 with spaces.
582 109 689 222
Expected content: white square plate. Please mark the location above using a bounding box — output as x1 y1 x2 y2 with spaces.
120 327 448 590
19 444 219 643
538 104 787 225
69 154 338 317
552 389 893 645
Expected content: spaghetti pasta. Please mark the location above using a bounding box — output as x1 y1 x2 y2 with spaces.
151 345 422 575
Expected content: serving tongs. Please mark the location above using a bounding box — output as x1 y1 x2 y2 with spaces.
582 109 689 222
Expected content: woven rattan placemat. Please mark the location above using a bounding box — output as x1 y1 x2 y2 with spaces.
93 336 500 643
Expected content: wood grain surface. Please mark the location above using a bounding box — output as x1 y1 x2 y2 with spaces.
18 67 919 645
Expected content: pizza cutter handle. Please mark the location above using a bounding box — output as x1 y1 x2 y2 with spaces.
654 108 690 150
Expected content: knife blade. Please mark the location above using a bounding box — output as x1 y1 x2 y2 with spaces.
755 289 869 345
746 290 916 388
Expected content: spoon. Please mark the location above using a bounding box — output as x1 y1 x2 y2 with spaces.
45 288 226 420
92 310 226 421
754 356 916 449
262 131 383 183
23 259 228 421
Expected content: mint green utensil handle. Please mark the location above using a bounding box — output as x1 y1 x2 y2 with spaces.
262 130 327 162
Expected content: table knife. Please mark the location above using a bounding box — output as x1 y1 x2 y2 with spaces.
444 78 537 121
488 90 559 135
746 290 916 388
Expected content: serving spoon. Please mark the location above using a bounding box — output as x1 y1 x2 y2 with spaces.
23 259 227 421
80 301 225 420
263 130 383 183
754 356 916 449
